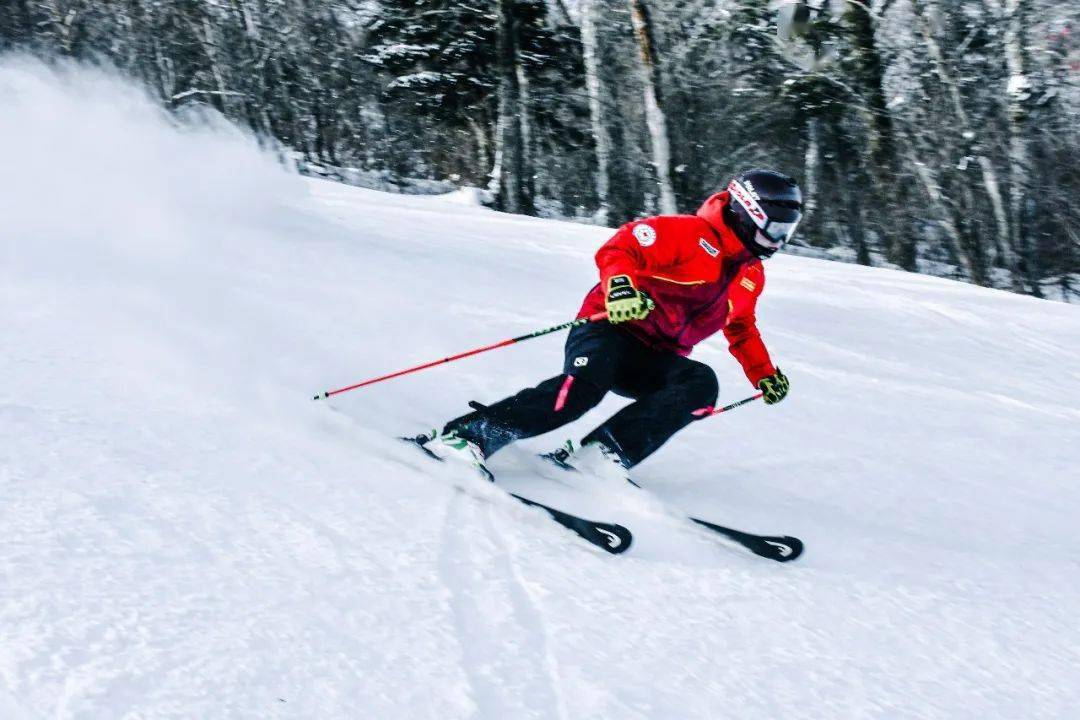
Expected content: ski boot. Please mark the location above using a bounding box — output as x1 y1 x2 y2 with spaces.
541 440 640 488
405 429 493 481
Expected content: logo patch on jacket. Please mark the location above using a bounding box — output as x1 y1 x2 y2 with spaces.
633 224 656 247
740 277 757 292
698 237 719 257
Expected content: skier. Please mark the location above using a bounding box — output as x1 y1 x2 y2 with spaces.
422 168 802 480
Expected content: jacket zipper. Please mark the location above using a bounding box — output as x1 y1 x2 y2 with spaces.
674 256 746 345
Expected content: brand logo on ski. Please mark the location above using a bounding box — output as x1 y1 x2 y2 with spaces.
597 528 623 549
402 436 633 554
764 540 793 557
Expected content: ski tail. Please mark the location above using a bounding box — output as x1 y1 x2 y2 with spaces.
401 435 632 555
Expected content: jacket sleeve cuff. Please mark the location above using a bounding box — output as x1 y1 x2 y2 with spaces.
746 364 777 387
600 265 638 288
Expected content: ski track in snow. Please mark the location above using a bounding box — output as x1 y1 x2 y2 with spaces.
437 493 564 720
4 59 1080 718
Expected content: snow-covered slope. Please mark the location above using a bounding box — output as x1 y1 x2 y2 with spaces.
3 59 1080 719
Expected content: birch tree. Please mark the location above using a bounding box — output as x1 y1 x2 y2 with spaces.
1001 0 1035 293
580 0 613 224
628 0 678 214
491 0 531 213
842 0 913 269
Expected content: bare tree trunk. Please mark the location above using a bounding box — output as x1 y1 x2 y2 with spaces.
976 154 1012 271
907 146 982 283
515 59 535 209
191 15 234 116
802 115 820 233
467 117 491 185
548 0 573 26
231 0 259 39
1002 0 1036 294
913 0 1015 284
154 37 176 100
39 0 77 54
490 0 530 214
488 110 506 198
627 0 677 214
580 0 613 224
844 1 913 269
847 187 871 266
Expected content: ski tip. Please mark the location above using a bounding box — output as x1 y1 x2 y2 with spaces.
596 523 633 555
766 536 804 562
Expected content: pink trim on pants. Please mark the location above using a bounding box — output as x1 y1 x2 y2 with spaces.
554 375 576 412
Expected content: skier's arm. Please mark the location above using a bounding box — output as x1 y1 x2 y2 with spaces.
594 219 697 286
594 222 653 286
724 314 775 386
723 271 777 386
593 222 667 323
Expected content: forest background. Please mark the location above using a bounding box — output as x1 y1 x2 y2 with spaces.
3 0 1078 298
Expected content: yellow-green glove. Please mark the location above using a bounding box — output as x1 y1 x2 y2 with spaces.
758 368 789 405
604 275 654 323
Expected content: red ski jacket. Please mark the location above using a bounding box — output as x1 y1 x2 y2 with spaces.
578 191 776 386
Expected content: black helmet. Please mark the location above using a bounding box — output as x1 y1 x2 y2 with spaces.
724 169 803 258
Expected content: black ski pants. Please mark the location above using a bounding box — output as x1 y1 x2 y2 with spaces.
446 321 718 468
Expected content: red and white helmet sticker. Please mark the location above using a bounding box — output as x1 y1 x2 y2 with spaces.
728 180 768 229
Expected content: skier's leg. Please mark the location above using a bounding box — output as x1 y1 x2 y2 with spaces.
581 355 718 468
443 322 630 457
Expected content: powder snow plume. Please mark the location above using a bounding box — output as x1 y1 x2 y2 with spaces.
0 56 301 285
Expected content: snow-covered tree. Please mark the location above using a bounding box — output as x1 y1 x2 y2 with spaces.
2 0 1077 298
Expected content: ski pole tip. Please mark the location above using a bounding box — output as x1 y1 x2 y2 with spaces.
312 392 327 401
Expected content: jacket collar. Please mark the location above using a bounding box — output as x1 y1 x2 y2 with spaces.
697 191 757 264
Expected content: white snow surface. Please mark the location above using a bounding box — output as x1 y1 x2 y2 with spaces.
3 59 1080 719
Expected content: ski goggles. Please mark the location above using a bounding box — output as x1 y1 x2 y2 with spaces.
728 180 802 250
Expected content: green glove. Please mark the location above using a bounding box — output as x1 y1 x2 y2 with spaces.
758 368 789 405
605 275 654 324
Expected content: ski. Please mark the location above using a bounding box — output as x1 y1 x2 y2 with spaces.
687 517 803 563
540 447 802 562
401 435 632 555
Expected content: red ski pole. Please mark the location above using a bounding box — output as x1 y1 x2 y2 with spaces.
692 393 764 418
313 311 609 401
